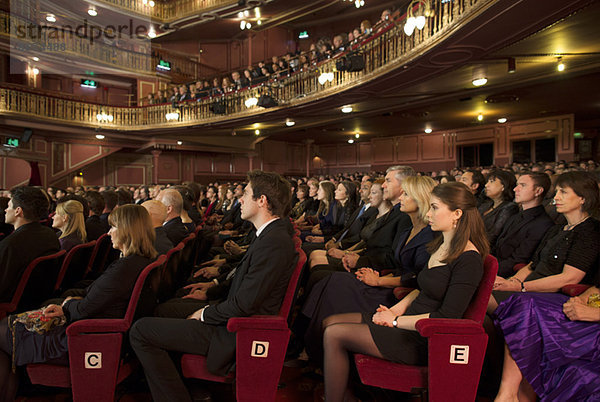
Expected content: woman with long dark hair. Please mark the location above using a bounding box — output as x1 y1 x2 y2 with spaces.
478 169 519 245
321 182 489 401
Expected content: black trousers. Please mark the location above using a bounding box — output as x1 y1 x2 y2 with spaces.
129 317 217 402
155 298 208 319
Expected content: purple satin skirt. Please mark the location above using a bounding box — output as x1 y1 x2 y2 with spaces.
494 293 600 401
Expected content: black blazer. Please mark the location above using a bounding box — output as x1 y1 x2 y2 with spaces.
154 227 174 255
492 205 554 277
0 222 61 302
391 225 435 288
63 255 153 321
479 200 519 246
202 218 297 375
355 206 412 270
333 205 376 249
221 200 243 229
163 217 189 245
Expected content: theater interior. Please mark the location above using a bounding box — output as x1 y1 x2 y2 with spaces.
0 0 599 400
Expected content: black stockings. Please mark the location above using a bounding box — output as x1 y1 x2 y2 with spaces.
0 318 18 402
323 313 383 402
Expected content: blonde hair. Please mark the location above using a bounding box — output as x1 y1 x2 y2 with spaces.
56 200 86 242
108 204 157 258
402 176 437 223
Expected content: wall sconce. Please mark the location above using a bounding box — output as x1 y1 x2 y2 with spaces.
318 72 334 85
165 110 180 121
245 97 258 108
96 110 113 123
404 0 433 36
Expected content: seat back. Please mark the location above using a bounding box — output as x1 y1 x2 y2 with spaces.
463 254 498 324
154 243 184 302
128 255 168 323
55 241 97 291
175 233 196 288
86 233 112 278
1 250 66 316
278 241 306 319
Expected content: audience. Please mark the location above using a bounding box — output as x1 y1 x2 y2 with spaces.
143 200 174 255
478 169 519 245
84 190 109 240
52 200 87 251
156 188 189 245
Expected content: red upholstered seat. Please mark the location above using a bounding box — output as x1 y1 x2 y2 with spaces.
561 283 591 296
54 240 96 291
354 254 498 402
0 250 66 320
26 255 167 402
85 233 112 278
181 239 306 402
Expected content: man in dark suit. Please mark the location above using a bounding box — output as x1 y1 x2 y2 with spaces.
100 190 117 224
84 190 109 241
157 189 189 245
493 172 554 277
143 200 174 255
130 171 297 401
0 186 61 302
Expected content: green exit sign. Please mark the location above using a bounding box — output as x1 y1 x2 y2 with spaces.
5 137 19 147
157 59 171 71
298 31 309 39
81 79 98 88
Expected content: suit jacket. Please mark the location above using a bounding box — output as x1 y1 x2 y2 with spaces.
221 200 243 229
355 206 412 270
391 225 435 288
479 200 519 246
333 205 376 249
163 217 189 245
154 227 174 255
202 218 297 375
86 214 109 241
63 255 153 321
492 205 554 277
0 222 61 302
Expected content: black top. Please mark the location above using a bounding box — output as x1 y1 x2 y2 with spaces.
59 232 83 252
492 205 554 277
86 214 109 241
392 225 435 288
188 207 203 225
525 218 600 283
63 254 153 322
163 216 189 245
154 227 174 255
407 250 483 319
479 200 519 246
0 222 61 302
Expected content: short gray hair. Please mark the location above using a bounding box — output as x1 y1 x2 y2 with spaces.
386 165 416 181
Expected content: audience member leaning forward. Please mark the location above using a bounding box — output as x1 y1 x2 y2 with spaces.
129 170 298 402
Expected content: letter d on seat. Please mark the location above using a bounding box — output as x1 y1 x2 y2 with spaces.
84 352 102 369
251 341 269 358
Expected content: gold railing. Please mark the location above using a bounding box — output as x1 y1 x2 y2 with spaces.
0 0 490 130
0 11 200 80
92 0 238 22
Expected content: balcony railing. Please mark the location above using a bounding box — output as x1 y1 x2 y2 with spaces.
0 0 490 130
0 11 200 80
92 0 238 22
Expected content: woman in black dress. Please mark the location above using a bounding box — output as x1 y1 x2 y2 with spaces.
478 169 519 246
0 204 158 401
322 182 489 402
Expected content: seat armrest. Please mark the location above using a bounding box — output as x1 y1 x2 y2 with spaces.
66 319 129 336
227 315 288 332
561 284 591 297
416 318 484 337
393 287 414 300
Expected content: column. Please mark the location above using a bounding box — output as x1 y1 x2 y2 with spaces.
151 149 161 184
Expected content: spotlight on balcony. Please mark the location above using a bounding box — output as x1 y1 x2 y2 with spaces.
472 77 488 87
95 134 105 140
285 118 296 127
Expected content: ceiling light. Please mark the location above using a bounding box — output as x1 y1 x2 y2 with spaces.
285 118 295 127
424 128 432 134
355 133 360 138
95 134 105 139
472 77 487 87
87 8 97 16
348 139 354 144
244 10 249 17
32 56 39 62
32 67 40 75
46 14 56 23
341 106 353 113
148 28 156 38
557 57 565 72
255 129 260 136
257 20 262 25
477 114 484 121
177 141 183 145
498 117 507 124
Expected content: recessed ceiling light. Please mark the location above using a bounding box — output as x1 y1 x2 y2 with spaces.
32 67 40 75
255 129 260 135
557 58 565 72
257 20 262 25
472 77 487 87
498 117 507 123
32 56 39 61
95 134 105 139
355 133 360 138
87 8 97 16
341 106 353 113
424 128 432 134
177 140 183 145
46 14 56 23
477 114 484 121
285 118 295 127
348 139 354 144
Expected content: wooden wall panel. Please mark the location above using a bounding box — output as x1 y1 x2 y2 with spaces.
509 120 558 136
115 165 145 186
287 144 304 172
372 138 395 164
3 157 30 188
81 159 106 186
337 144 357 165
214 154 232 174
157 153 181 183
319 145 337 166
194 156 212 173
69 144 102 168
233 155 249 174
52 142 66 176
495 127 508 157
421 134 445 160
455 128 494 144
396 135 419 162
359 143 372 165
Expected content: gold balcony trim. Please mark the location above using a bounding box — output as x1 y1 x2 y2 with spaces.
0 11 200 80
0 0 491 131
